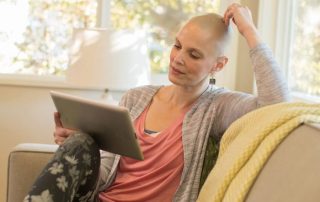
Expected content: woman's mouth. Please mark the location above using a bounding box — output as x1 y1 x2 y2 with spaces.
171 66 185 75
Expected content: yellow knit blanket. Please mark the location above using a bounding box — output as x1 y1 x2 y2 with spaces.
197 102 320 202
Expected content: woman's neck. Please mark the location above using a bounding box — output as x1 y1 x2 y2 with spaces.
159 82 209 109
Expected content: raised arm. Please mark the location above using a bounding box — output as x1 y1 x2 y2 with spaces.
213 4 290 137
224 3 262 49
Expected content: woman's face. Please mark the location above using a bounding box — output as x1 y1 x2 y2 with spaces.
168 21 219 88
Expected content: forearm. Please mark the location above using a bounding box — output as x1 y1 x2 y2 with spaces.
243 27 263 49
250 44 290 106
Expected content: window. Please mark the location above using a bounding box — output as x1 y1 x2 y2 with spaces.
260 0 320 100
0 0 97 76
0 0 220 77
288 0 320 98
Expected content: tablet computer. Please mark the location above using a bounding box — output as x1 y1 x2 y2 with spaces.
50 91 143 160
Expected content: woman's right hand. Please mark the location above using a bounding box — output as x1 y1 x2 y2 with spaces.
223 3 262 49
53 112 76 145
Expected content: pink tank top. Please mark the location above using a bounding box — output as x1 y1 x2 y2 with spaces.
99 106 185 202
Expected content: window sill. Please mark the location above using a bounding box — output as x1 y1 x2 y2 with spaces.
0 74 107 91
0 73 171 91
291 92 320 103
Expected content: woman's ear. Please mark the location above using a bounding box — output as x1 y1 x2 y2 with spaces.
213 56 228 72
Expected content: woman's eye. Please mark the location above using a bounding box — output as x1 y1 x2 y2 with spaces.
174 44 181 49
190 53 200 59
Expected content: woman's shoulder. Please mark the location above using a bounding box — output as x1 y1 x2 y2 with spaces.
123 85 161 100
204 86 230 99
204 86 252 103
119 85 161 108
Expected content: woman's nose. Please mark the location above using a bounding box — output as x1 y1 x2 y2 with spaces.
173 51 185 65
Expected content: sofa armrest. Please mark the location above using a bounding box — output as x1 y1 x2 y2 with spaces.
7 143 58 202
246 123 320 202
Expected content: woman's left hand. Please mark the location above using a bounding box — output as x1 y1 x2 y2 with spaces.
224 3 262 49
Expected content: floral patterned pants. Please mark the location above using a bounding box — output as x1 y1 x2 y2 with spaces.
24 133 101 202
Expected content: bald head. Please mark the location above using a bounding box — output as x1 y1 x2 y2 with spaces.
184 13 231 56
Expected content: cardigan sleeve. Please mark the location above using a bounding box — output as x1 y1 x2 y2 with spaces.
213 43 290 138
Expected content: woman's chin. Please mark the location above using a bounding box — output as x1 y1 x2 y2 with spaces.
168 74 184 86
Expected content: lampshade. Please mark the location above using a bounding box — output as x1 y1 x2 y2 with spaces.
66 28 150 90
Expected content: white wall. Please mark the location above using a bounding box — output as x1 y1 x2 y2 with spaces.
217 0 260 93
234 0 260 93
0 79 124 202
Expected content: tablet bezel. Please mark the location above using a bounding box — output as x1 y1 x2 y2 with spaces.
50 91 144 160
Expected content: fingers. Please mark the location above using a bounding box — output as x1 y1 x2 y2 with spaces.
53 112 77 145
224 3 240 26
53 128 74 145
224 10 234 26
54 134 66 145
54 112 63 127
55 127 70 137
224 3 250 26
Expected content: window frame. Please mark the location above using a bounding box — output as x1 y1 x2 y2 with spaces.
258 0 319 102
258 0 294 75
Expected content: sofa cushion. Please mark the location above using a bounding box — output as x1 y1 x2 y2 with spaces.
7 144 57 202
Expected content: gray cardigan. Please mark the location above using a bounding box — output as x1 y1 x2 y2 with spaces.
98 44 289 201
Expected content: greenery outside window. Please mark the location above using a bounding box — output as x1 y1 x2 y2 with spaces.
0 0 97 76
0 0 220 77
288 0 320 98
259 0 320 101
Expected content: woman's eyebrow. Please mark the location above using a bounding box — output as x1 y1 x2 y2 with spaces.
175 37 204 57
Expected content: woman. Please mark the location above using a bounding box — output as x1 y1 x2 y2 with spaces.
25 3 289 202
